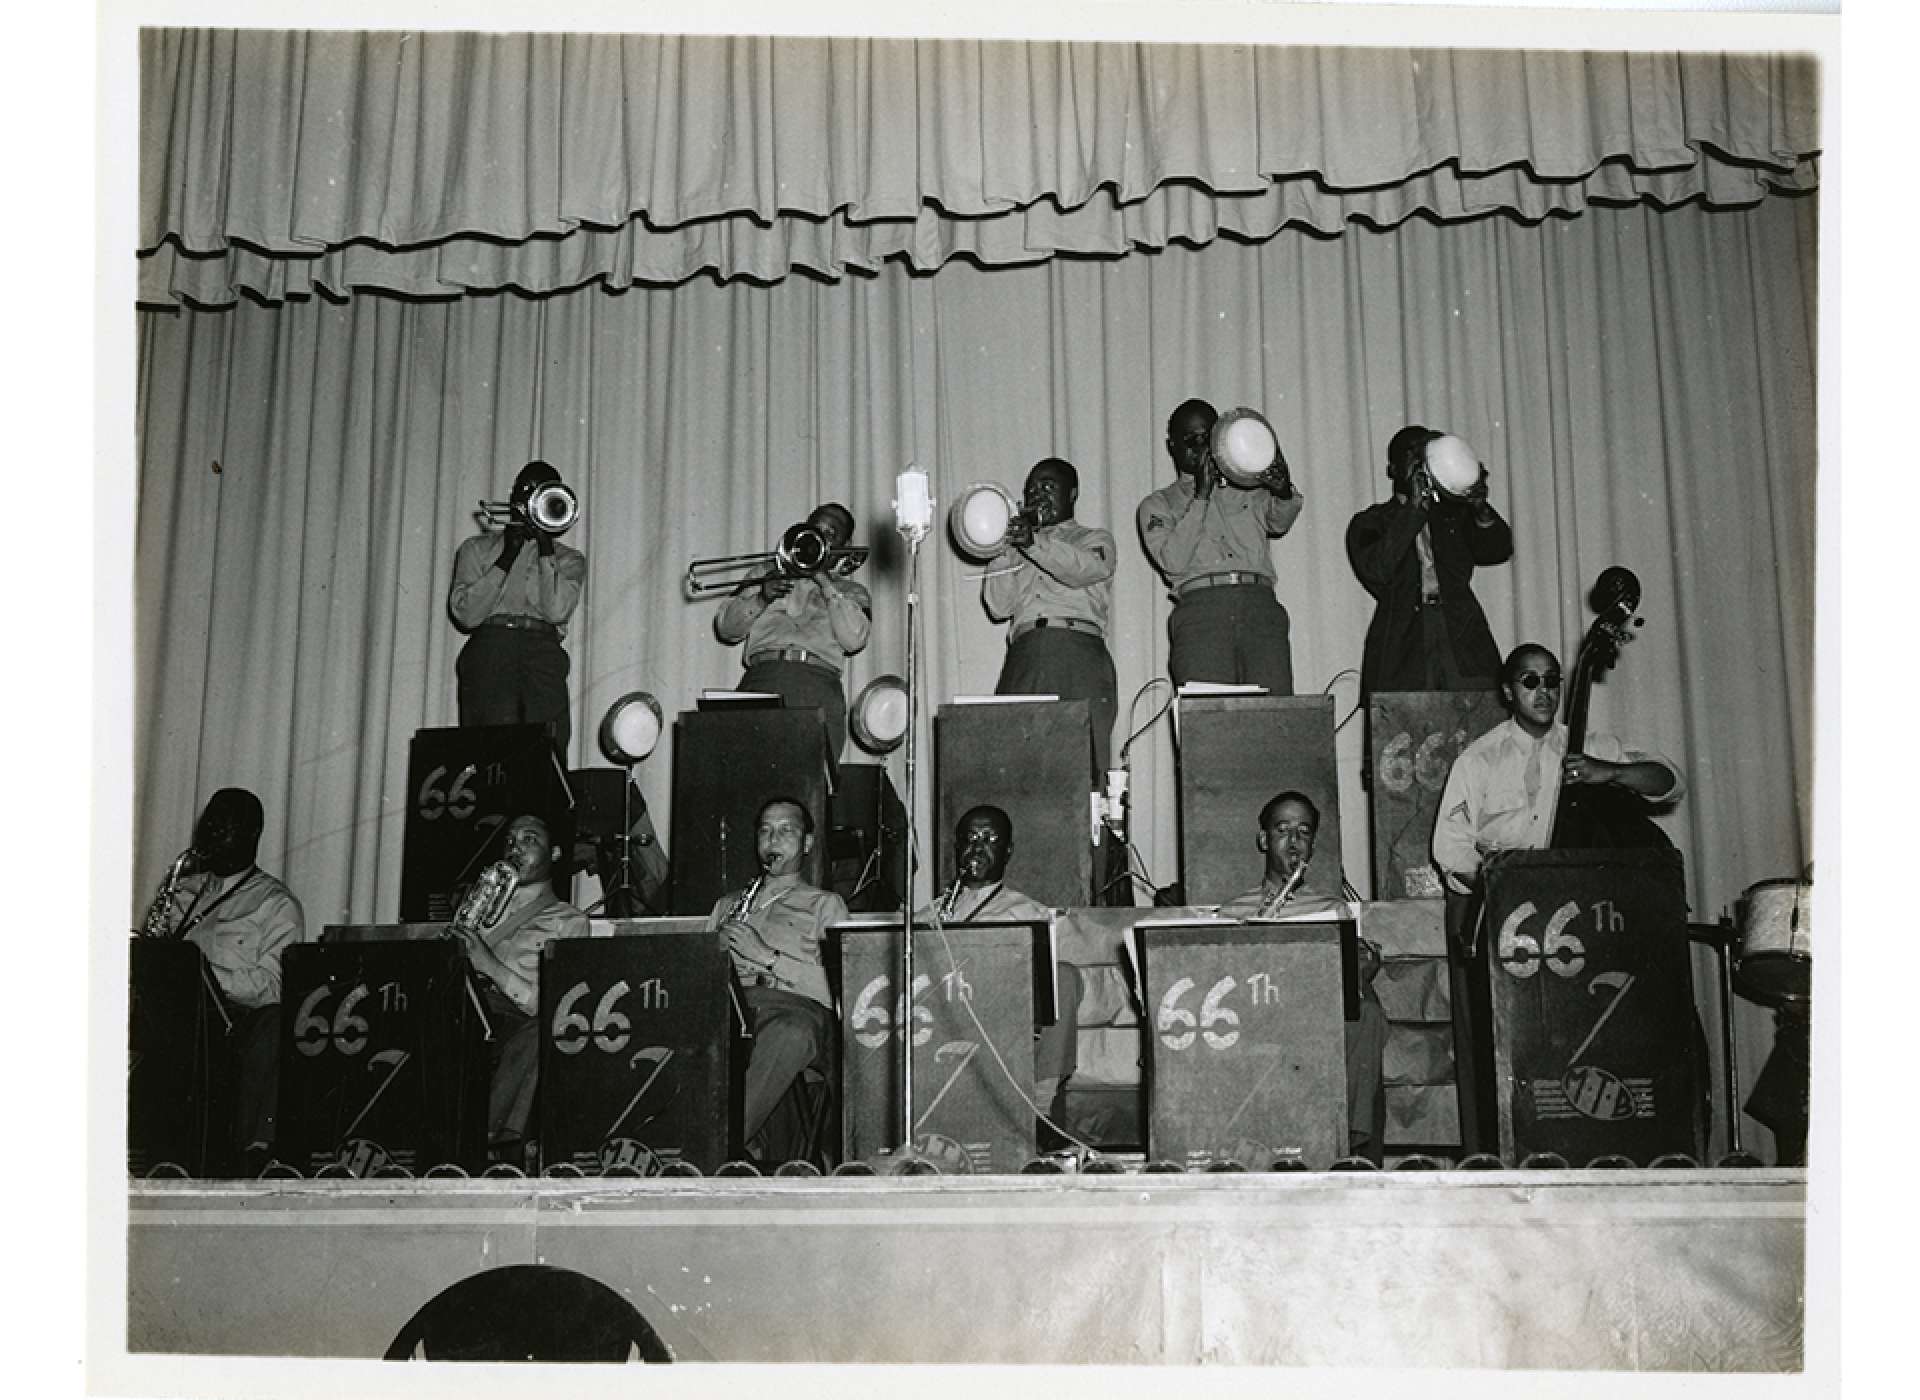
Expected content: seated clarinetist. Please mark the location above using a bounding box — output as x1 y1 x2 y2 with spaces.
707 797 847 1161
447 813 590 1166
1217 791 1389 1164
916 805 1084 1125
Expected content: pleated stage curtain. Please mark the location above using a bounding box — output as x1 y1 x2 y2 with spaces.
135 192 1816 928
138 31 1817 304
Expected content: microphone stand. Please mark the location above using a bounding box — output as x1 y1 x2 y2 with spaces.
893 470 932 1156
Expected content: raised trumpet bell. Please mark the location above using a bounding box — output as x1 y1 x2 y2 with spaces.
1210 407 1281 488
948 482 1024 559
477 480 579 535
1423 434 1481 498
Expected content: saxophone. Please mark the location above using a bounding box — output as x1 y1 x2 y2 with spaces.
938 875 966 920
138 849 198 939
452 861 519 934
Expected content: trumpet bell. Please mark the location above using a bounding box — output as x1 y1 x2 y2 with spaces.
948 482 1022 559
1210 407 1280 487
776 523 830 574
1423 434 1481 498
528 481 579 533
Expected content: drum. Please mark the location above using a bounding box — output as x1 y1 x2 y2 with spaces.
947 483 1022 559
850 674 910 754
1209 406 1280 487
1736 878 1811 1004
1424 434 1482 498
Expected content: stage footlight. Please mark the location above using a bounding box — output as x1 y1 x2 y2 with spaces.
598 690 664 766
850 674 910 754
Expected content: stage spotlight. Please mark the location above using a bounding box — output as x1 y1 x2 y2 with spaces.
849 674 909 754
598 691 664 766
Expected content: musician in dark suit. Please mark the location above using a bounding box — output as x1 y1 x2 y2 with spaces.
1345 426 1511 698
1218 791 1389 1164
1432 644 1683 895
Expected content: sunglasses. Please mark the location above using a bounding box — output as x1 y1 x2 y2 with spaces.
1513 673 1563 692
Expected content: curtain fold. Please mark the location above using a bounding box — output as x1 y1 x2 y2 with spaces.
139 31 1819 305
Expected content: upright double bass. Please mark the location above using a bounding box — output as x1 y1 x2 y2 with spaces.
1547 566 1672 851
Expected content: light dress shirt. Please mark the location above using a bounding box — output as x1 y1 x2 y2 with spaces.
448 533 588 634
1137 476 1304 591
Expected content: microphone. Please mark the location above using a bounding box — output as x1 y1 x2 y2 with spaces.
893 467 933 542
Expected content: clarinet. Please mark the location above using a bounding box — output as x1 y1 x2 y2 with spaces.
938 875 966 920
138 849 198 939
719 869 769 1039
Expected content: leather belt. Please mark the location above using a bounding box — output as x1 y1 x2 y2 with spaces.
1009 616 1105 644
1422 592 1444 606
1176 571 1268 598
480 614 559 637
746 647 841 676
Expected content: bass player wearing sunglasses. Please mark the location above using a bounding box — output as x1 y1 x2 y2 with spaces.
1431 643 1682 895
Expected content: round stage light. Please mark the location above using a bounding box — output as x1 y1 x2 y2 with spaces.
598 691 664 766
850 674 909 754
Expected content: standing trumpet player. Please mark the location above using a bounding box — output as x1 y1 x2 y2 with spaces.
1345 426 1512 699
446 813 591 1167
448 459 587 756
1138 398 1303 693
140 788 306 1171
983 459 1119 781
714 503 871 775
706 797 846 1161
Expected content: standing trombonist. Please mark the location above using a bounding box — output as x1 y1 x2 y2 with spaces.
448 460 587 755
714 504 872 775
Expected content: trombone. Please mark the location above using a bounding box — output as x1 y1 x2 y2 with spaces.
476 481 580 535
685 522 870 598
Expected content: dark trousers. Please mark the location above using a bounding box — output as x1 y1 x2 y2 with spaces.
740 659 846 777
1419 602 1493 691
741 987 835 1150
457 625 572 755
997 629 1119 780
1168 585 1294 694
227 1004 281 1153
483 998 541 1146
1345 992 1390 1163
1036 962 1084 1092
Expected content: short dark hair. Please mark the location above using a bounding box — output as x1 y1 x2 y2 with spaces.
809 503 856 539
202 788 265 838
1258 790 1320 832
515 459 561 491
1028 458 1079 494
1168 398 1218 434
1502 643 1560 684
757 795 815 836
956 804 1012 843
1387 425 1440 481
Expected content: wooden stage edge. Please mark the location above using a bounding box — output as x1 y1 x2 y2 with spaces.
128 1168 1806 1369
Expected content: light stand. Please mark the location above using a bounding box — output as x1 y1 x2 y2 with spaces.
596 691 663 917
891 468 933 1155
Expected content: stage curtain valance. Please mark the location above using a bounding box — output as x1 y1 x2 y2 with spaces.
139 30 1819 305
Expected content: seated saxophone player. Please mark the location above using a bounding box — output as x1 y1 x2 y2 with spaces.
1217 791 1389 1164
714 503 871 775
446 813 590 1166
142 788 307 1173
707 797 848 1161
916 806 1084 1126
447 459 588 756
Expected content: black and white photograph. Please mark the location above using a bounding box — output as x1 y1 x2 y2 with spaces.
71 0 1869 1392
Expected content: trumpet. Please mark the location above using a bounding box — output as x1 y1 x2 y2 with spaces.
476 481 579 535
138 848 199 939
685 522 870 597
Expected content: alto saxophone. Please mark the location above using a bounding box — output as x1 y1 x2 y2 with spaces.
1255 863 1308 919
938 875 966 920
139 849 198 939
